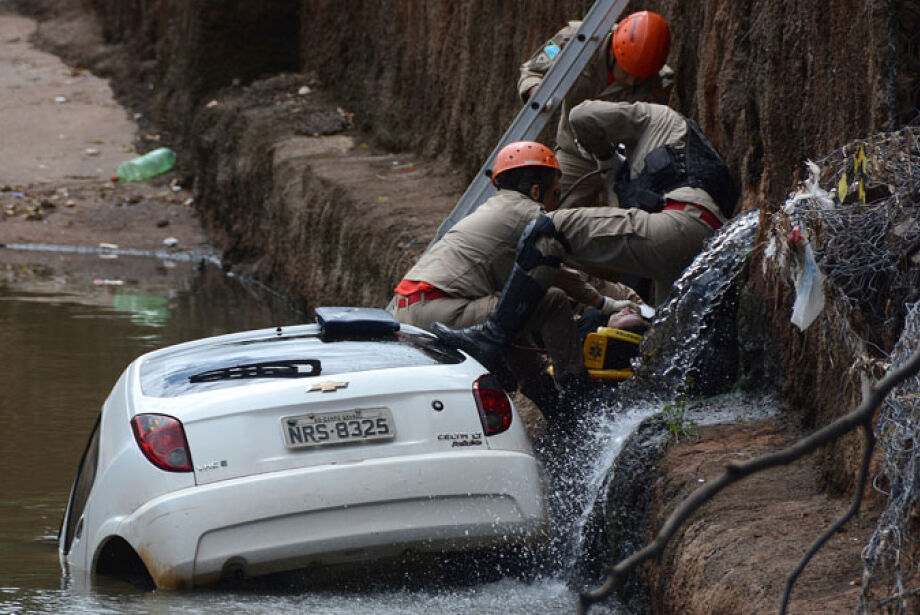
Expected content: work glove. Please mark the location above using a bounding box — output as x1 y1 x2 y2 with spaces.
597 296 640 317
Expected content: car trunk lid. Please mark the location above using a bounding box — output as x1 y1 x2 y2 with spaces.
175 364 489 485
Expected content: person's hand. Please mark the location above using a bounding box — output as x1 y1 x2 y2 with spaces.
598 296 639 317
595 150 625 183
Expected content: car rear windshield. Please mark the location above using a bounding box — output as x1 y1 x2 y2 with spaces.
139 330 464 398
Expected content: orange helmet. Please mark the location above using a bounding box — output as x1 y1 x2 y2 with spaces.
490 141 560 188
611 11 671 79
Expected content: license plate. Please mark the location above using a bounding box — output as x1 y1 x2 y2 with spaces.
282 407 395 449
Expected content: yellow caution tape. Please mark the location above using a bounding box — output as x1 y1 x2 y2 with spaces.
839 142 869 204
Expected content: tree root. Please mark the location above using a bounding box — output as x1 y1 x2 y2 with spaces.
578 347 920 615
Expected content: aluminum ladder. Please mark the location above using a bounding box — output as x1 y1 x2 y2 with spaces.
430 0 629 246
387 0 629 309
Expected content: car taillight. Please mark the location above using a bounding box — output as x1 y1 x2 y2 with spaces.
473 374 513 436
131 414 193 472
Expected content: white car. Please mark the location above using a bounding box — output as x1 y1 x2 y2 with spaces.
59 307 547 589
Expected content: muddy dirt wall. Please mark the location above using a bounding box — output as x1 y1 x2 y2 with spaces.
57 0 919 303
66 0 920 210
82 0 300 152
300 0 920 208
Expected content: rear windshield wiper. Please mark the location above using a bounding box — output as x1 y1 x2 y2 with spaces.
188 359 321 383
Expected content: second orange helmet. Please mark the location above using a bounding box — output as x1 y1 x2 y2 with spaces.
611 11 671 80
490 141 561 188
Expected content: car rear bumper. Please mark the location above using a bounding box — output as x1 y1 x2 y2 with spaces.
122 449 546 588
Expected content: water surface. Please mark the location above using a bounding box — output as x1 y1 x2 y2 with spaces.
0 249 602 614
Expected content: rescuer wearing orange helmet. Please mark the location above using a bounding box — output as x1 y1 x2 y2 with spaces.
433 103 739 417
391 141 641 425
518 10 673 209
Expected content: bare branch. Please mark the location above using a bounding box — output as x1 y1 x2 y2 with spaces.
779 422 875 613
578 347 920 615
872 586 920 608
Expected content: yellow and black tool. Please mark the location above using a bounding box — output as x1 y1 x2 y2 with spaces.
583 327 642 381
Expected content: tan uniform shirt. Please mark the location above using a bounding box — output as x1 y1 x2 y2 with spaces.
398 190 599 386
518 21 673 157
568 100 726 223
404 190 599 304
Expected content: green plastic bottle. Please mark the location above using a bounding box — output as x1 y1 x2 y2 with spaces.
112 147 176 183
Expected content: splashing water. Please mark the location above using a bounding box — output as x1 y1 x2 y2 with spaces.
540 211 760 593
637 210 760 394
540 401 663 579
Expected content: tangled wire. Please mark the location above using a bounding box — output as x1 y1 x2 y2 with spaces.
789 126 920 612
793 127 920 352
860 301 920 612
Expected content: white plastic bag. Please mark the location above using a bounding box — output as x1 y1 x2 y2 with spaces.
791 241 825 330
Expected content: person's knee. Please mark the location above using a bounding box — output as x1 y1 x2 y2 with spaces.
517 214 569 271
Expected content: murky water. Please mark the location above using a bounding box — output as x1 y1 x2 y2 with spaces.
0 248 598 614
0 214 767 614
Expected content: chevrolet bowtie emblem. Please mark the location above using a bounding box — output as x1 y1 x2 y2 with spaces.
307 381 349 393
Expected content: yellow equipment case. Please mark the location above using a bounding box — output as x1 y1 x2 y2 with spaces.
583 327 642 381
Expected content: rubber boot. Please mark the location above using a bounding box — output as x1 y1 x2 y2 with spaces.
433 262 547 384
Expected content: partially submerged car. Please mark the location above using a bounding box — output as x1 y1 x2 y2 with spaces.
59 307 547 589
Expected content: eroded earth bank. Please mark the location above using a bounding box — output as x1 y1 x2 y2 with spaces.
6 0 920 612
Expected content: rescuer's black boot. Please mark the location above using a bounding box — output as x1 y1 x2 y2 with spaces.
433 263 546 386
434 214 563 386
433 319 514 385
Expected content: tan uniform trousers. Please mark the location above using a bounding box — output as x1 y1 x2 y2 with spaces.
541 207 715 305
392 287 584 386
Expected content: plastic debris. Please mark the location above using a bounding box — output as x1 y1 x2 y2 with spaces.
98 242 119 250
92 279 124 286
162 237 179 247
113 148 176 183
337 106 355 125
781 161 830 331
790 233 826 331
784 160 835 214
